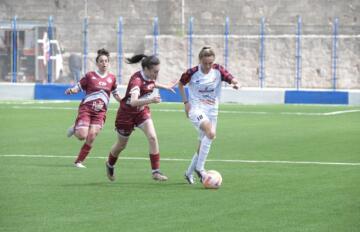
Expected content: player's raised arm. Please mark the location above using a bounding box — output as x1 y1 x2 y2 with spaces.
155 79 179 93
231 77 240 90
112 92 122 103
65 84 81 95
178 81 190 118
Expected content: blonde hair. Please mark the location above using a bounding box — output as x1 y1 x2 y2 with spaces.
198 46 215 60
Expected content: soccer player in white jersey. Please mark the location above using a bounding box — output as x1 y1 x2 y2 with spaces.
65 49 121 168
178 47 239 184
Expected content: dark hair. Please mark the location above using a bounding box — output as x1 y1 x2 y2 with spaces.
96 48 110 62
126 54 160 70
198 46 215 60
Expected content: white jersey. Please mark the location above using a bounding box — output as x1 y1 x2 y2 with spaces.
180 64 234 116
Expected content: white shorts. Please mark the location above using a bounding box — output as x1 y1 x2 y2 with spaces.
188 108 218 140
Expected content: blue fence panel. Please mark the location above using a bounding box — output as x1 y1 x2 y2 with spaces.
34 84 85 100
285 90 348 104
159 87 188 102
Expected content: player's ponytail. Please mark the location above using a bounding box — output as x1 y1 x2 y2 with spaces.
126 54 160 70
96 48 110 62
126 54 147 64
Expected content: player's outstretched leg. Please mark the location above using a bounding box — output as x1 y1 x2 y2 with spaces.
184 152 198 184
195 136 213 182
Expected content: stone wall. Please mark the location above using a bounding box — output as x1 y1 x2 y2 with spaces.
143 35 360 89
0 0 359 88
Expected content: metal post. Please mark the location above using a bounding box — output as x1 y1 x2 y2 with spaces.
332 17 338 91
295 16 302 90
117 17 123 84
259 17 265 88
82 17 88 75
47 16 53 83
11 16 17 83
187 16 193 69
35 27 39 82
224 17 229 69
181 0 185 35
153 17 159 56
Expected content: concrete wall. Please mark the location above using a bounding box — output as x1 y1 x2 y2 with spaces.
0 0 359 88
0 83 35 100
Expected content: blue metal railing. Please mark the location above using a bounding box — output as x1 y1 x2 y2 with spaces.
47 16 53 83
331 17 339 91
11 16 17 83
187 17 194 69
153 17 159 56
224 17 230 69
259 17 265 88
5 16 346 90
82 17 88 75
117 17 123 84
295 16 302 90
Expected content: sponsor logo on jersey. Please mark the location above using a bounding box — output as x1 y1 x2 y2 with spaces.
199 86 214 93
98 81 107 86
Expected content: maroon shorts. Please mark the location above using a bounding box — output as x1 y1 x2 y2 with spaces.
74 102 107 129
115 106 151 136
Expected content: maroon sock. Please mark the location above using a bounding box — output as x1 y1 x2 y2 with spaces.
149 153 160 171
75 143 92 163
107 152 118 166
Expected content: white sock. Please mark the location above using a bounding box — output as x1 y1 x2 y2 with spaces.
196 136 213 173
186 152 198 176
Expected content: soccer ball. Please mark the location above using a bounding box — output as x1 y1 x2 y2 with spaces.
202 170 222 189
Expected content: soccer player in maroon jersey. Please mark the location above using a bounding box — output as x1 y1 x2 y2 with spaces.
65 48 121 168
105 54 177 181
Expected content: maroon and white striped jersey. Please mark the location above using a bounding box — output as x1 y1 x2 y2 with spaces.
78 71 118 108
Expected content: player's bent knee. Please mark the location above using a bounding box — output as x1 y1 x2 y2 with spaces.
147 135 158 144
76 132 87 140
77 136 86 141
206 132 216 140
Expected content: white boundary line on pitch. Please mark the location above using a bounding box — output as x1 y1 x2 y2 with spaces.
0 154 359 166
2 105 360 116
